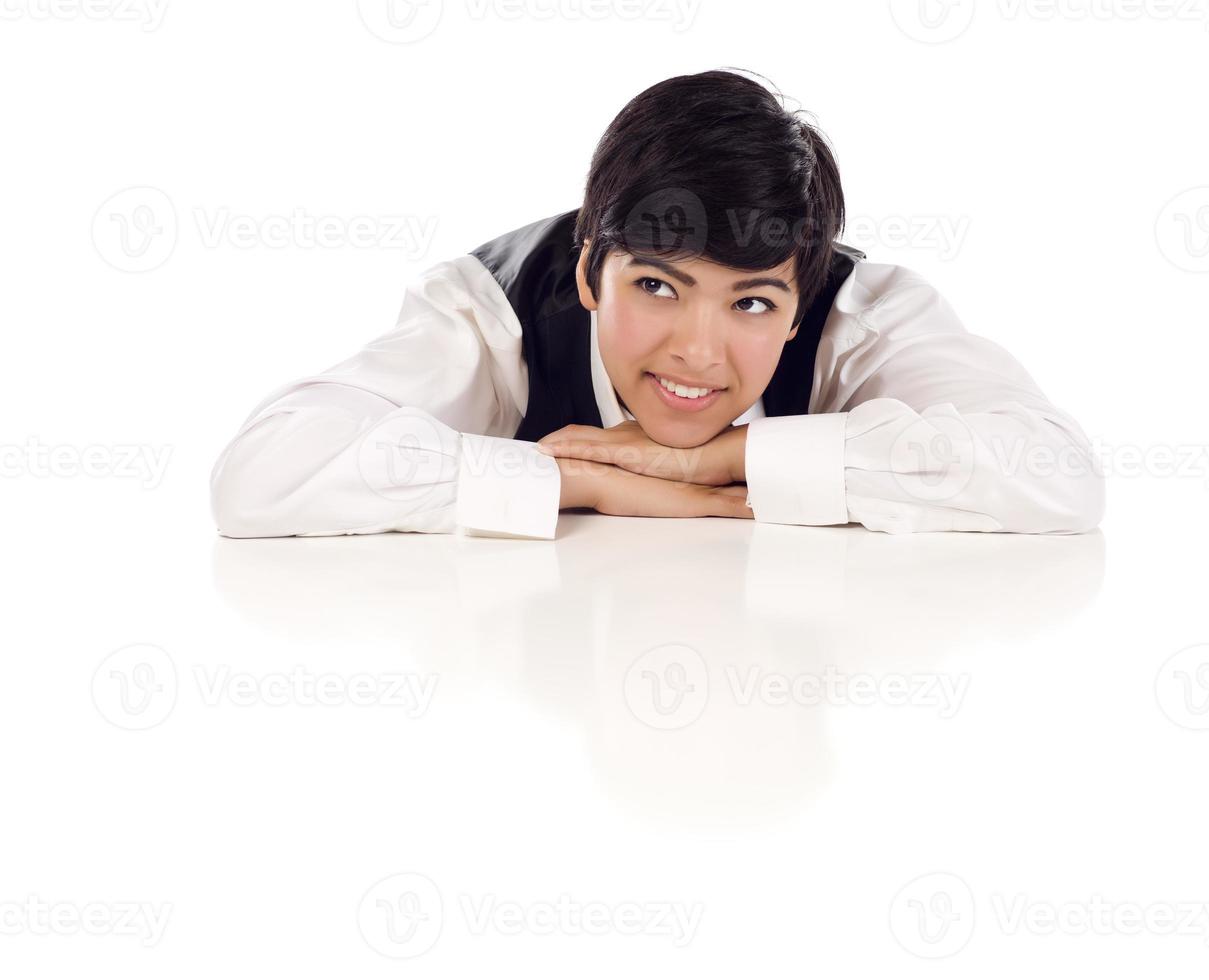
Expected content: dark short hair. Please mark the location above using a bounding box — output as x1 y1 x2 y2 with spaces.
574 68 847 330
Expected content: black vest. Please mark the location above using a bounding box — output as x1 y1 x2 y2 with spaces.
469 208 864 443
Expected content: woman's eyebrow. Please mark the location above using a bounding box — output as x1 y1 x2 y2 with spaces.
625 255 793 292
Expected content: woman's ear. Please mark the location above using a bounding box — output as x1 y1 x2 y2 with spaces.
786 320 799 342
575 238 598 311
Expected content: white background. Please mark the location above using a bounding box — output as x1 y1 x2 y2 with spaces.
1 1 1207 976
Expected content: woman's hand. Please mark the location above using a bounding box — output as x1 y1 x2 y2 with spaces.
554 455 753 520
538 420 745 487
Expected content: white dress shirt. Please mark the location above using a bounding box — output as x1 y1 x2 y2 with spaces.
209 252 1105 539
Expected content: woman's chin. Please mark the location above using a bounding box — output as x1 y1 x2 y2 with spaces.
637 413 718 450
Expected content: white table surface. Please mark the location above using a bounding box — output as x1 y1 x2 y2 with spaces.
4 477 1206 977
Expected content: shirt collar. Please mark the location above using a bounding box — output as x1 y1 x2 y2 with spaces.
590 308 765 428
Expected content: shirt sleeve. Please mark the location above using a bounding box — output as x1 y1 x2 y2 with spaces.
209 254 561 540
743 262 1106 534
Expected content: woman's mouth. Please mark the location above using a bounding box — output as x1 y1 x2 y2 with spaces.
645 372 726 413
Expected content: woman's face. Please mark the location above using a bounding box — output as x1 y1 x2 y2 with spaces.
575 240 800 449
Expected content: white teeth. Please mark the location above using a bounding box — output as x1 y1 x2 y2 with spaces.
655 375 715 399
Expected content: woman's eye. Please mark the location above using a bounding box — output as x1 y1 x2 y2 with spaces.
633 278 776 315
734 296 777 315
635 276 676 299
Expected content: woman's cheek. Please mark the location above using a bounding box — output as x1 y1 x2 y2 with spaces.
605 308 658 368
729 335 775 388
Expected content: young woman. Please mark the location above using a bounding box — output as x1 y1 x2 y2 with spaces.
210 69 1104 539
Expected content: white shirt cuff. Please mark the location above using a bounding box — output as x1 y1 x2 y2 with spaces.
456 433 561 539
744 414 850 526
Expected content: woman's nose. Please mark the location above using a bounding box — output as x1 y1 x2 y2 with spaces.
667 306 725 372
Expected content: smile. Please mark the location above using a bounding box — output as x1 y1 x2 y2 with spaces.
645 372 726 413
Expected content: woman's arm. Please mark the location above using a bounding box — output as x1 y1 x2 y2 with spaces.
209 255 561 539
742 262 1106 533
